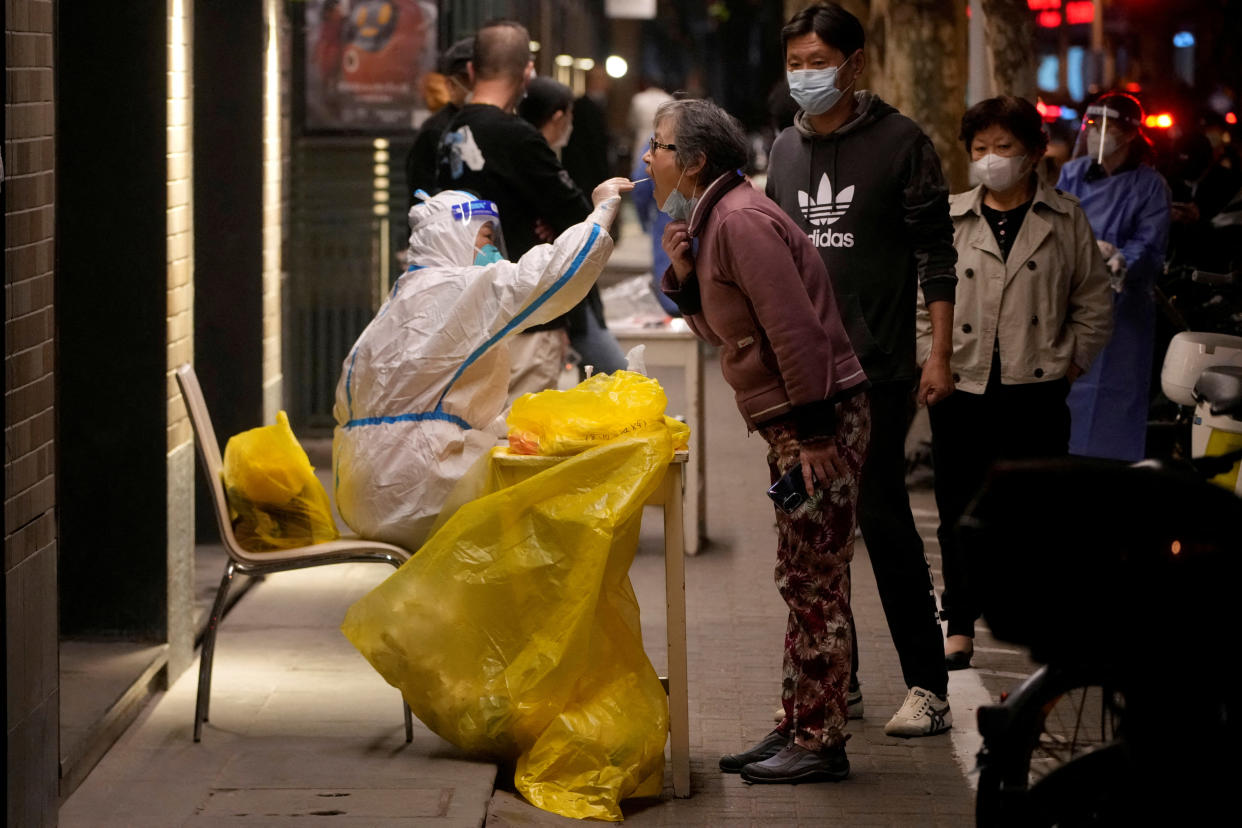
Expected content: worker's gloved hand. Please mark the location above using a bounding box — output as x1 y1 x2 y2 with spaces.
1095 240 1126 292
1105 252 1127 293
588 177 637 231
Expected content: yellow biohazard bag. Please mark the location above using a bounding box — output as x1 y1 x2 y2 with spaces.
343 378 683 821
222 411 339 551
507 369 688 456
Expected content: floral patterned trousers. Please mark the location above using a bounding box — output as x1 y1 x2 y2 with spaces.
758 392 870 751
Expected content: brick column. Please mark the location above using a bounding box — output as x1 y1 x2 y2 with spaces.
263 0 289 423
166 0 197 682
5 1 61 824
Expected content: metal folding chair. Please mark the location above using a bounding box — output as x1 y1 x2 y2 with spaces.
175 363 413 743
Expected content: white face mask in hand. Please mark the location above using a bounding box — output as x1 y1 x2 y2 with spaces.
969 153 1030 193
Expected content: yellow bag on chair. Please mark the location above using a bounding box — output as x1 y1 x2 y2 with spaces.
222 411 339 551
343 378 682 821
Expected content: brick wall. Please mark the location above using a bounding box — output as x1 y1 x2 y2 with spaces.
165 0 196 681
167 0 193 452
262 0 288 423
5 1 61 823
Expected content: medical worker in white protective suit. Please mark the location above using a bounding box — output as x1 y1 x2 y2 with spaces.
332 177 635 551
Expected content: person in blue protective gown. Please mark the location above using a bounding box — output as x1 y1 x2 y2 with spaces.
630 152 679 316
1057 92 1171 461
332 178 633 551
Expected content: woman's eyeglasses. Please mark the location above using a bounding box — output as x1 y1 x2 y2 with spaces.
649 137 677 153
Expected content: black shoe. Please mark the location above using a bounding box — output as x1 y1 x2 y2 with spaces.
719 730 788 773
740 744 850 784
945 650 973 671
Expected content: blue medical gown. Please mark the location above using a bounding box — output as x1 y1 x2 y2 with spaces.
1057 157 1171 461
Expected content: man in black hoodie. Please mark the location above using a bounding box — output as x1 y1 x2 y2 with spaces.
766 3 957 742
434 19 594 400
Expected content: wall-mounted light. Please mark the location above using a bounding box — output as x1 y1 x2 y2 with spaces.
530 40 541 53
1173 31 1195 49
554 54 574 68
575 58 596 71
605 55 628 79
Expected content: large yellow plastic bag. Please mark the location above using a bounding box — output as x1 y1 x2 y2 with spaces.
222 411 340 551
508 369 687 456
342 427 675 821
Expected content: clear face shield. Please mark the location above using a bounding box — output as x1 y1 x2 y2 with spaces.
449 198 508 265
1072 102 1143 169
408 191 508 269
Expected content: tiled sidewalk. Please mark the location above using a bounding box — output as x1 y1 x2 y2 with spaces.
62 360 988 827
487 367 981 825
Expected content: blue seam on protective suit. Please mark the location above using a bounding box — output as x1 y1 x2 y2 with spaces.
345 347 360 420
341 226 600 435
374 276 403 321
345 411 471 430
432 222 601 411
344 265 424 419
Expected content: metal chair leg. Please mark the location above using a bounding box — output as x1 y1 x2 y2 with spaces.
195 560 235 742
383 558 415 744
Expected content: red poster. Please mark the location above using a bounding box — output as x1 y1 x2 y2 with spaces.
306 0 436 131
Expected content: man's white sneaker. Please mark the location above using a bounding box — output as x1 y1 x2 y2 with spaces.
883 687 952 737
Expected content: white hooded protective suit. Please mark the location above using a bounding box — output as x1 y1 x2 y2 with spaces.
332 189 617 550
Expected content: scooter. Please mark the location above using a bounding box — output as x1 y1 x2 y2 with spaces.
964 334 1242 826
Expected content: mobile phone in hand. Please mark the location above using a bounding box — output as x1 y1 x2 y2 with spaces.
767 466 809 514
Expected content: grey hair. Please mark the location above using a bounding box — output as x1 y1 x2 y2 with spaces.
654 98 749 184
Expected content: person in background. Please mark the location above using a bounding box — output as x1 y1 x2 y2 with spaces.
653 97 870 785
563 65 614 197
405 37 472 207
519 78 628 378
1037 120 1076 186
435 20 593 402
918 96 1113 668
765 2 956 738
630 152 679 316
517 77 576 153
1163 127 1242 273
1058 92 1171 461
627 77 673 168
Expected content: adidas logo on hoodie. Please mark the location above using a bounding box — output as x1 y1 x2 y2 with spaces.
798 173 855 248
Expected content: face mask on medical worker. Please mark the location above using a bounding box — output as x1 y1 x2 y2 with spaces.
786 52 859 116
474 243 504 266
1085 130 1126 159
469 211 506 265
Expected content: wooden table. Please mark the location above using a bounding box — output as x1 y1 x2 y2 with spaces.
610 322 706 555
491 448 692 798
